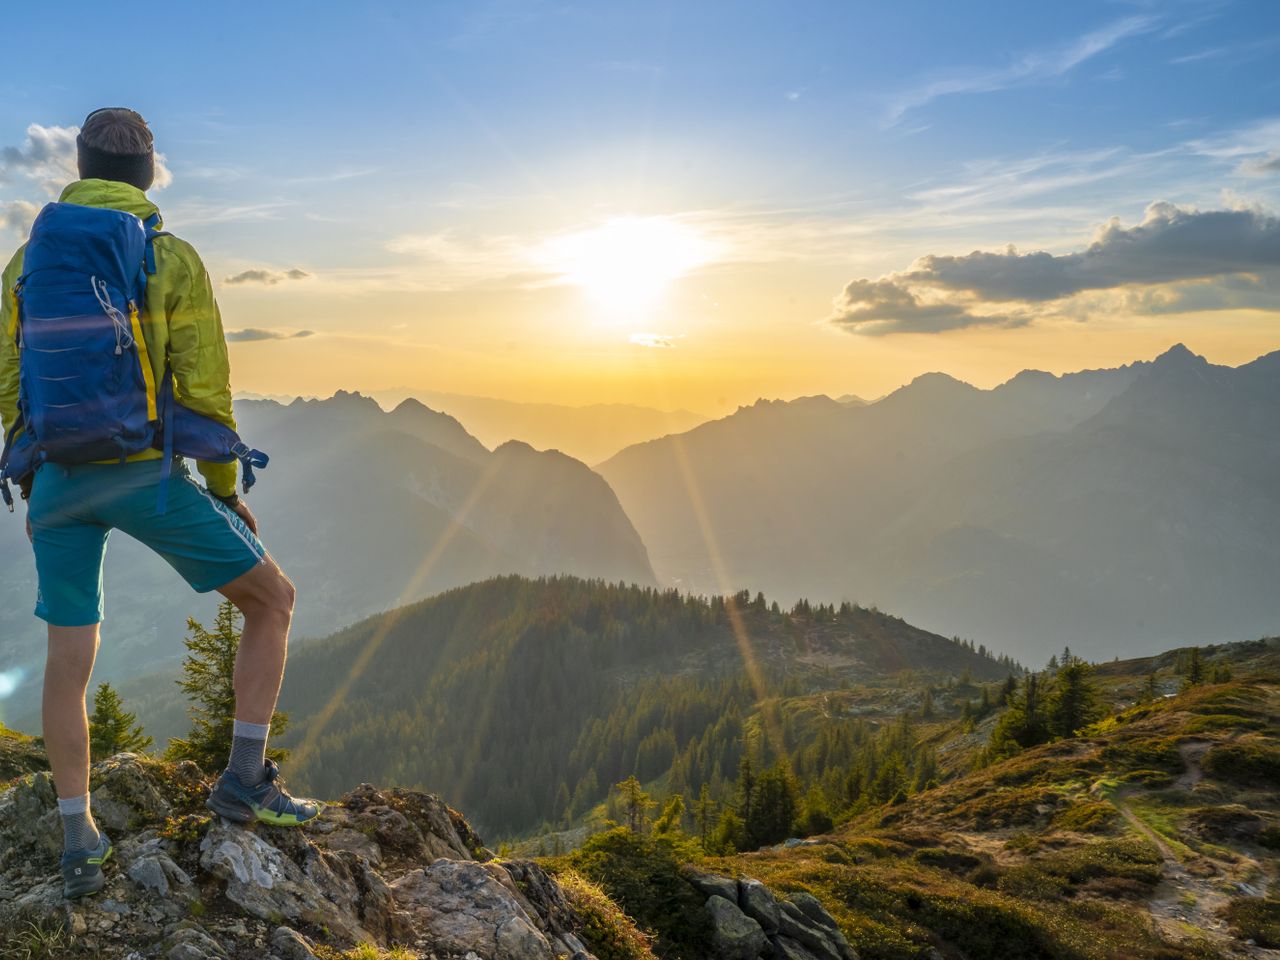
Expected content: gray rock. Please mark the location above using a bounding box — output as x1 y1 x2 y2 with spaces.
164 926 227 960
778 900 857 960
270 925 318 960
738 877 780 933
789 892 838 931
686 870 739 902
390 858 556 959
199 821 368 943
705 894 767 960
773 936 823 960
89 754 172 833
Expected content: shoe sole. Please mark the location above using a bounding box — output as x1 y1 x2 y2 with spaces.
63 845 111 899
206 793 254 823
206 792 324 827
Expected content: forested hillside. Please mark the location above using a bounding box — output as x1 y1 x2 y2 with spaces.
276 575 1017 838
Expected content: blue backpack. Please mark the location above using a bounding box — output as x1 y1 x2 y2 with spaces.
0 202 268 511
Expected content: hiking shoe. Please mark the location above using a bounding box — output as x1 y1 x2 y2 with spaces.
61 832 112 898
206 759 322 826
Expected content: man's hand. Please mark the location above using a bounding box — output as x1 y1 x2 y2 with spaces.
232 500 259 535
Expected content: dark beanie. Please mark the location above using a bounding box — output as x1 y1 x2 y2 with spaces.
76 108 155 191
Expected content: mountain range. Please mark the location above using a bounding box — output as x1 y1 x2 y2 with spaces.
0 394 653 727
598 344 1280 663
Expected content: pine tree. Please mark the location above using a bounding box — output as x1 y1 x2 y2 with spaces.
88 682 153 760
613 775 654 834
694 783 717 847
920 687 935 720
708 808 746 855
1183 647 1205 688
653 794 686 835
165 602 289 772
1048 656 1097 738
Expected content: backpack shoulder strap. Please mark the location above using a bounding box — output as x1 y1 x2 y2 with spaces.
142 213 173 277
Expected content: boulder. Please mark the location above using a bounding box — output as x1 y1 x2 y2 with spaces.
390 858 557 960
270 925 319 960
685 869 740 902
777 900 857 960
739 877 781 933
199 820 368 943
706 894 767 960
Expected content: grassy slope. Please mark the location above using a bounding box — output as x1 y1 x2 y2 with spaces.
697 640 1280 960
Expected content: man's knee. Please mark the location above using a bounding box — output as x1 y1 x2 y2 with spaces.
223 561 295 624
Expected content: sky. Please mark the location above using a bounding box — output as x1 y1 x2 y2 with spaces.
2 0 1278 415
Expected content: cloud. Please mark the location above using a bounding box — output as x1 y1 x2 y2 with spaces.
886 16 1155 122
0 123 172 195
0 200 40 234
226 328 315 342
223 267 312 286
629 332 683 348
830 201 1280 335
830 279 1020 335
900 202 1280 302
1236 152 1280 177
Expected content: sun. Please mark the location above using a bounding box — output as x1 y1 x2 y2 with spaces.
535 216 719 315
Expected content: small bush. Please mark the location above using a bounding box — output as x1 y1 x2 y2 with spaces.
557 869 658 960
1203 743 1280 788
1054 801 1119 833
1226 897 1280 948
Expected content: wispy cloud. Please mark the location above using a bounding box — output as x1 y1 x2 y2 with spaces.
885 16 1157 123
224 267 311 286
226 327 315 342
629 332 683 348
0 200 40 234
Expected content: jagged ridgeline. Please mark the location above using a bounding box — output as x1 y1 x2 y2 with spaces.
277 575 1016 839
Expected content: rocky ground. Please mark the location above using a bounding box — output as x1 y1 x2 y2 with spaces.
0 754 856 960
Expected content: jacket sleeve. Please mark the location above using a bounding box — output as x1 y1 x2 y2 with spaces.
165 244 239 498
0 247 25 440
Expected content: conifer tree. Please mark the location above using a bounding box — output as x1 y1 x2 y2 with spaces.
653 794 686 835
1048 656 1097 738
1183 647 1205 688
165 602 289 772
694 784 717 847
613 775 654 834
88 682 153 760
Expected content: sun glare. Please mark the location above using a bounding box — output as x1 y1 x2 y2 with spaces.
536 216 719 315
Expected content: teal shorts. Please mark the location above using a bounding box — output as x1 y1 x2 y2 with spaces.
27 458 266 627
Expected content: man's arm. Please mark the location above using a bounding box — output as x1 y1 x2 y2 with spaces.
0 247 26 440
163 243 239 499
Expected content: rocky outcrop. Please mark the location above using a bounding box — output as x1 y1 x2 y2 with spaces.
683 868 859 960
0 754 600 959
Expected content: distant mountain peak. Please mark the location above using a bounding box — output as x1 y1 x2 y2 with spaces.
1152 342 1207 367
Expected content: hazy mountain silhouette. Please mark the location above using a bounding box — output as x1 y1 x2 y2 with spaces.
0 394 653 724
597 345 1279 663
369 388 708 464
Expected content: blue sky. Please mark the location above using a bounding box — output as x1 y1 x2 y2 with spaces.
2 1 1278 409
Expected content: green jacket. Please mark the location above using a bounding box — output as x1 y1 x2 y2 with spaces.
0 179 238 498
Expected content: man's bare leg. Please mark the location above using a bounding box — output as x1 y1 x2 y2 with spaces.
43 624 102 851
218 558 295 723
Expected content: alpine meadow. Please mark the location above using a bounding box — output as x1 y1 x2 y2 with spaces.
0 4 1278 960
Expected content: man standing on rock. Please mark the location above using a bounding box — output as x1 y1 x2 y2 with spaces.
0 107 319 900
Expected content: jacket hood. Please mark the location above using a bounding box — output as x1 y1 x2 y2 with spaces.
59 179 162 227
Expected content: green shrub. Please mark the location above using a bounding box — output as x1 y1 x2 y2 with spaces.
1203 743 1280 787
1226 897 1280 948
557 869 658 960
1053 801 1118 833
556 828 712 960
